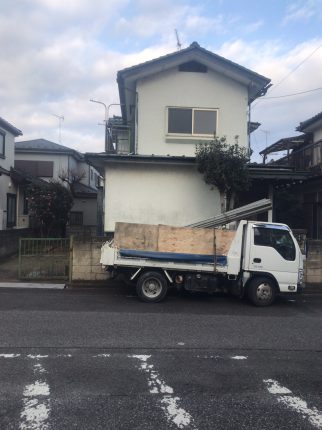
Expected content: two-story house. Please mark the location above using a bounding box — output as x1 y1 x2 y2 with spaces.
87 42 272 233
260 111 322 238
15 139 103 235
0 117 23 230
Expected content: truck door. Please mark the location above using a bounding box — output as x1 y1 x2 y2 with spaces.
247 224 299 291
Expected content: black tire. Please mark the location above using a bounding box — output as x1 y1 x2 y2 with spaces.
136 271 168 303
247 277 276 307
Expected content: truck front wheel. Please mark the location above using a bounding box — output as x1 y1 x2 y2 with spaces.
136 271 168 303
247 277 276 307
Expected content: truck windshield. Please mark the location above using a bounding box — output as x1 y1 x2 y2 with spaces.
253 227 296 261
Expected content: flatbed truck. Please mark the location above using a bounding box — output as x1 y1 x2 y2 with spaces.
100 220 304 306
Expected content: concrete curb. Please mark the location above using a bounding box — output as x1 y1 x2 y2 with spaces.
0 282 65 289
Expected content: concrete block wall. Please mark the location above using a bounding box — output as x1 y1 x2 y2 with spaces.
305 240 322 284
72 237 110 282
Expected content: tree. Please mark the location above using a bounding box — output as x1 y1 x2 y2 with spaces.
58 168 86 196
26 181 73 237
196 136 249 211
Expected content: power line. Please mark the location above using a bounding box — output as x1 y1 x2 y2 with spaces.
257 86 322 100
271 43 322 92
253 42 322 109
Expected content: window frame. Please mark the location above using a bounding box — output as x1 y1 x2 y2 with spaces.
0 130 5 158
166 107 218 139
69 211 84 226
253 225 296 261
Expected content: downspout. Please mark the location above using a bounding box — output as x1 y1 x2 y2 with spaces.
135 91 139 154
248 102 251 158
16 184 20 228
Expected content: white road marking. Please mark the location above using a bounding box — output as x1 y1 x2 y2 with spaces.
20 359 50 430
0 353 21 358
131 354 196 429
93 354 111 358
264 379 322 429
231 355 248 360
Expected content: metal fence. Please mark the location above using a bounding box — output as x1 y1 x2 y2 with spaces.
19 237 73 281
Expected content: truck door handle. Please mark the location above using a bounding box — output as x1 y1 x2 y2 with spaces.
253 258 261 263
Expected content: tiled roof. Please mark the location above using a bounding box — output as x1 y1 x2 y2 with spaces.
72 182 97 197
0 117 22 136
118 41 270 85
15 139 84 160
297 111 322 131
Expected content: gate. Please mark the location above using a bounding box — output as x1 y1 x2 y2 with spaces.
19 237 73 281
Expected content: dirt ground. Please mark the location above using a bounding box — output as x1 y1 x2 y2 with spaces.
0 254 19 281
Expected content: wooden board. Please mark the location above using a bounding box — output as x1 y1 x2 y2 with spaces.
158 225 215 254
214 230 235 255
114 222 158 251
114 222 236 256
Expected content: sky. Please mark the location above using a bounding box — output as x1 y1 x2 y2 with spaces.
1 0 322 162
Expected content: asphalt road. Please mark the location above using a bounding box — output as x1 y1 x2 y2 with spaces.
0 285 321 429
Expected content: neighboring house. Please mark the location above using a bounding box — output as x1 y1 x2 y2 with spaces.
87 42 273 233
260 111 322 238
15 139 102 234
0 117 23 230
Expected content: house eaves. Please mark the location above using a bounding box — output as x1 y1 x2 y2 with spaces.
86 152 308 183
72 182 98 199
0 166 10 176
85 153 196 174
259 134 307 157
248 164 308 181
117 42 271 122
297 111 322 133
0 117 23 137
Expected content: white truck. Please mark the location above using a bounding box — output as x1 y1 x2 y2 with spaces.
100 220 304 306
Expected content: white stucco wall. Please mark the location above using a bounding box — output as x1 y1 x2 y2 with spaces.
136 67 248 157
14 152 70 180
72 198 97 225
0 129 17 229
104 162 221 232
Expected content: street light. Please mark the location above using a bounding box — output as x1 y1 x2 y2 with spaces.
90 100 125 152
90 99 108 151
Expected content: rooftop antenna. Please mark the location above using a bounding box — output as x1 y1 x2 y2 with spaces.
175 29 182 51
52 114 64 143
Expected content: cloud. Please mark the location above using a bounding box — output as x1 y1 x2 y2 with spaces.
1 0 322 161
282 0 321 25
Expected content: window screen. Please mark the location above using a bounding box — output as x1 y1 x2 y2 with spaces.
168 108 192 134
194 110 217 135
168 107 217 136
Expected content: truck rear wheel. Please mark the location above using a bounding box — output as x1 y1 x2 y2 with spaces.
247 277 276 307
136 271 168 303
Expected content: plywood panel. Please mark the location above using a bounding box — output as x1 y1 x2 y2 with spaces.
115 222 236 256
214 230 235 255
114 222 158 251
158 225 215 254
